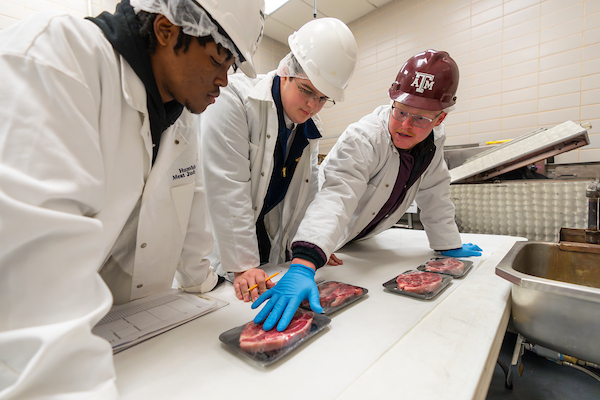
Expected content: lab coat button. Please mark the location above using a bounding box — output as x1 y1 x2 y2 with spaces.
175 140 180 145
254 206 258 211
372 212 376 215
267 134 271 139
261 172 265 176
141 243 147 248
137 284 143 289
305 179 309 183
386 184 390 187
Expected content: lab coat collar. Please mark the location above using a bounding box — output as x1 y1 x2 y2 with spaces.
247 70 279 103
120 58 154 161
120 56 147 113
271 75 291 139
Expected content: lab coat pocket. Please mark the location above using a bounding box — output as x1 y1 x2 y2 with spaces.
171 182 195 236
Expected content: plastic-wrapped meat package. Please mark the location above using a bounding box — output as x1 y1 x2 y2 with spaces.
382 270 452 300
300 281 368 314
418 257 474 278
426 258 464 274
219 309 331 366
396 271 443 293
239 309 313 353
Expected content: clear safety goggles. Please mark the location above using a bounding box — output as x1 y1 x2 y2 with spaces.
293 78 335 109
391 106 442 128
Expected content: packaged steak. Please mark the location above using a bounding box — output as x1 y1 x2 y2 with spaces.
417 257 474 278
219 309 331 367
382 270 452 300
300 281 368 314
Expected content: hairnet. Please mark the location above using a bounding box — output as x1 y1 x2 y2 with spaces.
131 0 241 66
276 52 308 80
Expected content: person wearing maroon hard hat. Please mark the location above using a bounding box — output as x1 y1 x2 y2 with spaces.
249 50 483 331
253 49 483 332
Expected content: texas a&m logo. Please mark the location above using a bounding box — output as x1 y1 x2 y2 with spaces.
410 72 435 93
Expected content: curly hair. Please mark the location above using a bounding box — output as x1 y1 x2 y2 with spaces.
137 11 234 64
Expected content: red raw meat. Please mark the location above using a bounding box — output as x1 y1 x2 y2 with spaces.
396 271 443 294
301 281 364 309
425 258 465 275
239 310 313 353
318 281 363 308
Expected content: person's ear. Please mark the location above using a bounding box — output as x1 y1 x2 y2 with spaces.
154 15 178 48
434 112 447 126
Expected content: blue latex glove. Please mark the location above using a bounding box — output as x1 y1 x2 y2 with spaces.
441 243 482 257
251 264 322 332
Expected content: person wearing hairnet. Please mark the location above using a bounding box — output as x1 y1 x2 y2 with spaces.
199 18 358 303
0 0 264 398
253 50 482 332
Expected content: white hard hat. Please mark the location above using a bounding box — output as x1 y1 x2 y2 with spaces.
132 0 265 78
199 0 265 78
288 18 358 102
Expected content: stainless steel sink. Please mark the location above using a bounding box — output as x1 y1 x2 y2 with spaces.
496 241 600 364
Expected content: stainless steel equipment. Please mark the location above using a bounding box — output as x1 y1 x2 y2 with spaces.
447 120 592 242
450 180 591 242
443 143 493 170
450 120 589 184
496 241 600 364
586 181 600 244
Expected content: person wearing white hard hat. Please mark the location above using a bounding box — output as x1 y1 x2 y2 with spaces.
0 0 264 398
253 49 482 332
200 18 358 303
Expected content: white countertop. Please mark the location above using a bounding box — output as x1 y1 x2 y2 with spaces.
113 229 522 400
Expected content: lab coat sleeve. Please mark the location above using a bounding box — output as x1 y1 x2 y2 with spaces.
199 85 260 273
176 154 219 292
415 133 462 251
0 54 117 397
293 126 378 258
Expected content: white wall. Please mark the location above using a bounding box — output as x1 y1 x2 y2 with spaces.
253 34 289 75
0 0 118 26
316 0 600 163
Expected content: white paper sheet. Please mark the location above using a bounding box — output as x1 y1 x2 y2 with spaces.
93 289 227 353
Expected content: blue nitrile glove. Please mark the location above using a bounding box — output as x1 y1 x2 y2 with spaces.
251 264 322 332
441 243 482 257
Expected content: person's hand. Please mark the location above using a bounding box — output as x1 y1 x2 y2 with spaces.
233 268 275 302
441 243 482 257
327 253 343 266
251 264 322 331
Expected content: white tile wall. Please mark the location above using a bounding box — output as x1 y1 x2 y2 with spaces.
312 0 600 162
252 35 289 75
2 0 599 163
0 0 116 27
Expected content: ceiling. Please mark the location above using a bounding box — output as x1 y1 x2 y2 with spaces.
264 0 393 45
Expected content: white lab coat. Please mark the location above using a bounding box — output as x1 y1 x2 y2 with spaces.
0 12 216 399
200 71 321 274
293 105 462 258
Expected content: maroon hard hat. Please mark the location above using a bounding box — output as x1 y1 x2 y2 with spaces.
389 49 459 111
